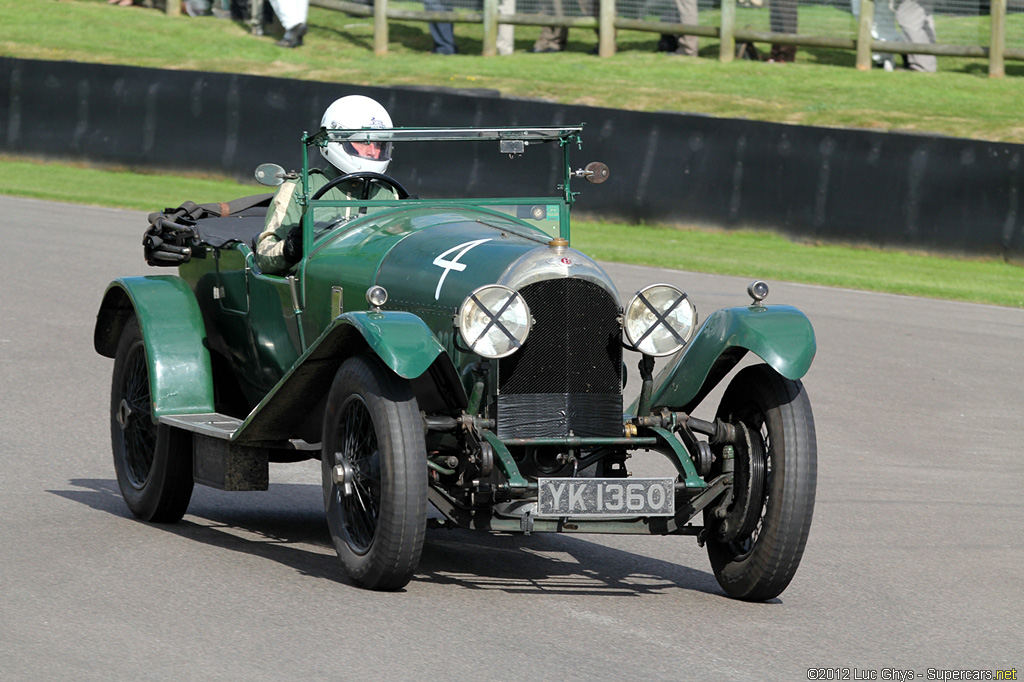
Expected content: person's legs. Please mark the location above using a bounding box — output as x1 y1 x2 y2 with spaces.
496 0 515 54
268 0 308 46
896 0 937 71
531 0 569 51
657 0 696 55
532 25 569 51
768 0 798 61
267 0 307 29
184 0 213 14
864 0 899 68
424 0 457 53
674 0 698 55
428 22 458 53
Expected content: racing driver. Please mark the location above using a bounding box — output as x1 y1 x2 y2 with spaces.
255 95 398 274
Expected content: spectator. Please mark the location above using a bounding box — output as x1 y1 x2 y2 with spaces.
424 0 458 54
851 0 901 70
657 0 699 57
497 0 515 55
530 0 598 53
768 0 798 62
183 0 231 16
424 0 511 55
267 0 309 48
896 0 937 72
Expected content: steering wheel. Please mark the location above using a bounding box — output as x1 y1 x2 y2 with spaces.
310 171 410 201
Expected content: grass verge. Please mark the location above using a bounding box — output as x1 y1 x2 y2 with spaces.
4 156 1021 308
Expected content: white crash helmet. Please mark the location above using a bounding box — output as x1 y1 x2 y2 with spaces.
319 95 393 175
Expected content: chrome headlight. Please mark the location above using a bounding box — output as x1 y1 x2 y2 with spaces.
623 284 697 356
456 285 532 358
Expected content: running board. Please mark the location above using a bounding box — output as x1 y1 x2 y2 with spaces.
159 413 320 449
159 413 318 491
160 413 243 439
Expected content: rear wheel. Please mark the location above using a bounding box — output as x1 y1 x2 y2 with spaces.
321 355 427 590
705 364 816 601
110 316 193 522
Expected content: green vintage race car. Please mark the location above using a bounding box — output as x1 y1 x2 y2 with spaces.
94 126 817 600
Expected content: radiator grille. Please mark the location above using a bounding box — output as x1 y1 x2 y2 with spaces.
498 279 621 395
495 279 622 439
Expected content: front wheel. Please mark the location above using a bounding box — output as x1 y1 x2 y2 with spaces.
705 364 817 601
110 316 194 522
321 355 427 590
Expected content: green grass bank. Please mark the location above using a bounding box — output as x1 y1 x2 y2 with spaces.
1 0 1022 142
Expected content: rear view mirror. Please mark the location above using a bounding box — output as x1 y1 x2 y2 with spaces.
583 161 610 184
254 163 287 187
571 162 610 184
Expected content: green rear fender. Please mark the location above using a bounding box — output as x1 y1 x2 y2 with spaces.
642 305 816 413
333 310 447 380
94 276 215 419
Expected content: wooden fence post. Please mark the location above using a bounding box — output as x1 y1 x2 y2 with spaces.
483 0 498 55
374 0 389 55
165 0 181 16
989 0 1006 78
855 0 875 71
718 0 735 62
599 0 617 57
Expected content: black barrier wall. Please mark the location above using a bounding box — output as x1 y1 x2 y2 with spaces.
2 57 1022 260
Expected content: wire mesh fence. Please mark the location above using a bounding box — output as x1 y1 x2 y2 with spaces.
729 0 856 39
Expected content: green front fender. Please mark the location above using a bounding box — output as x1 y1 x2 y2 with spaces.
334 310 446 380
94 276 215 419
641 304 816 413
230 310 450 443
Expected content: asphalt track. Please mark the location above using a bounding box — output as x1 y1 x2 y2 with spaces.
1 195 1021 681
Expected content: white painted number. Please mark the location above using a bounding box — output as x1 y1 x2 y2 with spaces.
433 238 492 300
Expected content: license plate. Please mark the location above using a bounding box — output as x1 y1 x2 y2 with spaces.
536 478 675 517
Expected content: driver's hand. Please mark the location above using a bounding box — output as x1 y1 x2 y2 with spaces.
283 225 303 264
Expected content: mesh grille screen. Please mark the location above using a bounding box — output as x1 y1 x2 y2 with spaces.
498 279 621 395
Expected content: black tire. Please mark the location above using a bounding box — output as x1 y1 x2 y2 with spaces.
705 364 817 601
321 354 427 590
110 316 194 523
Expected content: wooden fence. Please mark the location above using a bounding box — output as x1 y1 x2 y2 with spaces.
161 0 1019 76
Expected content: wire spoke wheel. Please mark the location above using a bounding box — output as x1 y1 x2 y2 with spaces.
322 355 427 591
332 395 381 553
120 341 156 488
110 316 193 523
705 364 817 601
